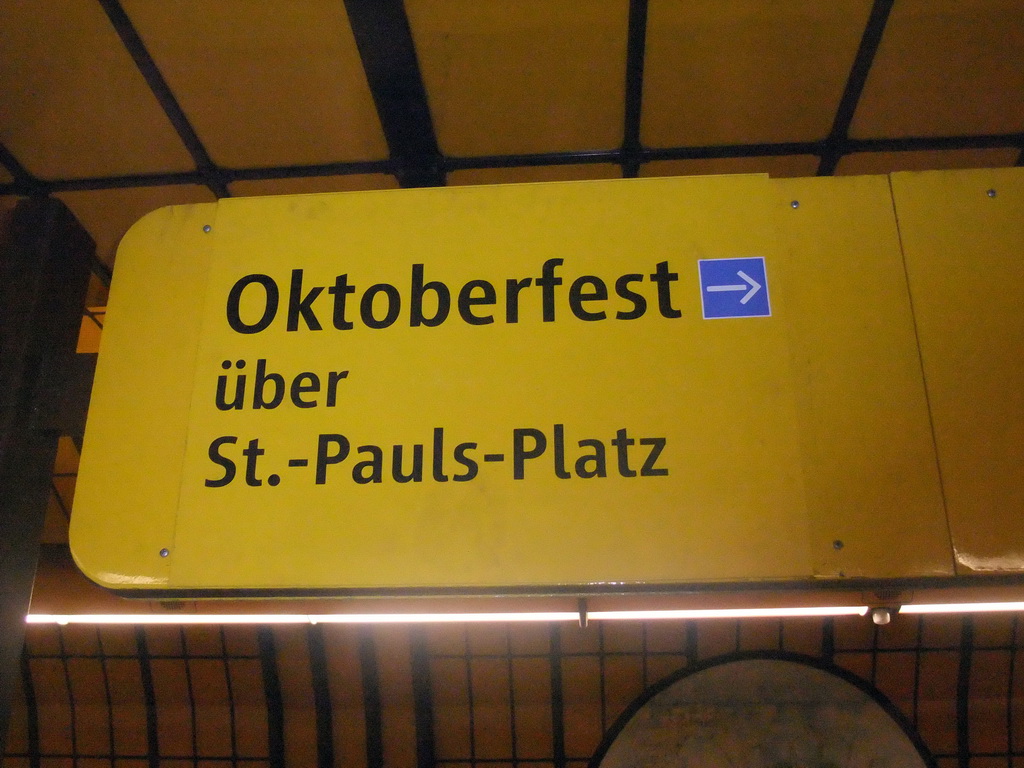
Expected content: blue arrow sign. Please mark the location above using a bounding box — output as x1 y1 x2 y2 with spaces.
698 257 771 319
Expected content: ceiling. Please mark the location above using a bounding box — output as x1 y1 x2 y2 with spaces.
1 0 1022 294
4 0 1020 607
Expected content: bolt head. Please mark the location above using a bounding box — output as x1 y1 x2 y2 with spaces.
832 539 844 550
790 200 800 209
159 548 170 558
203 224 212 232
987 189 997 198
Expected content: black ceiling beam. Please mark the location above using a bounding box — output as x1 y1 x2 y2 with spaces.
4 132 1023 199
257 628 285 768
307 625 335 768
228 158 396 182
358 628 385 768
845 133 1024 153
409 628 437 768
0 159 397 196
18 652 40 768
134 628 161 768
548 626 567 768
818 0 895 176
95 0 229 198
344 0 444 188
621 0 650 178
956 616 974 768
0 142 49 196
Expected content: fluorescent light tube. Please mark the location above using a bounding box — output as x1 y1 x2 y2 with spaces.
899 602 1024 615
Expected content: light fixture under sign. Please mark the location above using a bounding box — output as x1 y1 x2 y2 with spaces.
26 606 870 625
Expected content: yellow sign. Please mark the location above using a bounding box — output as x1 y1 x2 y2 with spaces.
72 174 956 593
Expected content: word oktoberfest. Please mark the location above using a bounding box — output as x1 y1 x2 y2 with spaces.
225 258 684 333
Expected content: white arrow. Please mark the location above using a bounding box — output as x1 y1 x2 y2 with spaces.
705 270 761 305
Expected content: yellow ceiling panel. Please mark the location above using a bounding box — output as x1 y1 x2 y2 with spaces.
448 163 621 186
229 174 399 198
851 0 1024 139
641 155 820 178
406 0 629 156
642 0 873 147
0 0 195 179
84 274 110 310
120 0 388 168
836 149 1021 176
53 436 80 476
57 185 215 267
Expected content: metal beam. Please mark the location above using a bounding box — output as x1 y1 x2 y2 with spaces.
548 625 566 768
308 624 335 768
621 0 650 178
258 628 285 768
409 627 436 768
95 0 229 198
18 652 39 768
956 616 974 768
0 142 47 197
343 0 444 188
0 198 92 759
358 628 384 768
818 0 895 175
4 133 1024 198
821 618 835 664
134 627 160 768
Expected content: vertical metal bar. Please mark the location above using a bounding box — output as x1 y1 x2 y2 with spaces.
817 0 895 175
180 627 199 767
96 628 116 762
821 618 835 664
135 627 161 768
912 617 923 728
685 621 698 665
598 623 608 732
463 627 477 765
0 197 92 760
56 628 79 765
343 0 444 188
19 650 40 768
220 627 240 768
957 615 974 768
257 627 285 768
505 631 518 766
357 627 384 768
1007 615 1017 768
870 623 880 685
621 0 649 178
640 623 649 686
307 624 336 768
409 626 436 768
94 0 228 198
548 625 566 768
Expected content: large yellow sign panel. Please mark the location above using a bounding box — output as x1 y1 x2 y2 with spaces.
72 174 954 593
893 168 1024 575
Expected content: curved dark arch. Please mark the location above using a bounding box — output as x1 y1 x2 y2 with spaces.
588 649 937 768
